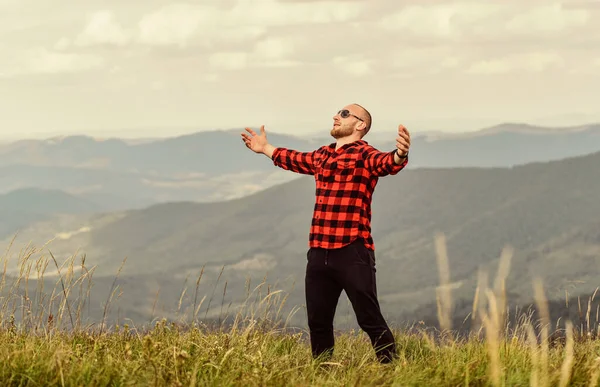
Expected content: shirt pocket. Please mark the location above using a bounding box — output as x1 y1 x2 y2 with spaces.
333 159 356 182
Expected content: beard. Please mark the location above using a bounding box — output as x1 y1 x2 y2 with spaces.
330 124 354 139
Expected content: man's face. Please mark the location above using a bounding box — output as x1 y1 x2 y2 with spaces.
331 105 365 139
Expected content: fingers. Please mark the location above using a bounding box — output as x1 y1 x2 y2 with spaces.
396 124 411 154
396 138 409 150
397 124 410 140
241 130 252 149
397 124 410 144
243 126 266 137
396 134 410 146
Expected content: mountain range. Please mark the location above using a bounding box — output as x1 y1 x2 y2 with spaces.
2 122 599 241
2 141 600 331
1 122 598 188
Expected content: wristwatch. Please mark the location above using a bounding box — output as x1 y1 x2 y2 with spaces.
396 149 408 158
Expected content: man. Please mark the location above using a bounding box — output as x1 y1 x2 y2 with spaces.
241 103 410 364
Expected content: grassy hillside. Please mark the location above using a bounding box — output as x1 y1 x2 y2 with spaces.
0 254 598 386
0 316 598 386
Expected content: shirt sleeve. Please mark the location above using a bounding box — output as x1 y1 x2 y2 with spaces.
272 147 317 175
363 146 408 177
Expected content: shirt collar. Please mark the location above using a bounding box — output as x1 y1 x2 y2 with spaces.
326 139 368 153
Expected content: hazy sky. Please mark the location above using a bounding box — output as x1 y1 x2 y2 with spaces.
1 0 599 140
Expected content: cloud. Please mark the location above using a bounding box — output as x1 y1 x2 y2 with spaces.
379 3 505 39
505 3 590 35
53 11 131 50
440 56 461 69
467 52 565 74
5 0 598 83
229 0 363 25
26 48 104 74
125 1 364 48
137 4 222 47
76 11 131 47
277 0 365 2
332 56 372 76
0 48 104 77
379 2 592 42
254 37 295 60
208 36 303 70
208 52 248 71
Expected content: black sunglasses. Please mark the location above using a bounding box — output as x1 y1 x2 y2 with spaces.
338 109 364 122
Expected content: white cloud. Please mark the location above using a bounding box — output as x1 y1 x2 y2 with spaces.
137 4 217 47
75 11 131 47
379 2 592 42
0 48 104 77
467 52 564 74
332 56 372 76
212 27 266 45
136 0 363 48
506 3 590 35
379 3 505 39
26 48 104 74
229 0 363 25
208 52 248 70
208 34 305 70
373 46 462 76
254 37 295 60
440 56 461 69
53 11 131 50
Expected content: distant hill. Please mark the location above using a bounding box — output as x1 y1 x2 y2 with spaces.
407 123 600 168
0 130 320 175
0 187 106 238
0 123 598 214
3 150 600 330
0 187 102 213
1 123 599 174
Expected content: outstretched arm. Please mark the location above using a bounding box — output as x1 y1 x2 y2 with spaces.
364 124 410 177
241 125 316 175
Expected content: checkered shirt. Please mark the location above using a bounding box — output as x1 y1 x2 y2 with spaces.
272 140 408 251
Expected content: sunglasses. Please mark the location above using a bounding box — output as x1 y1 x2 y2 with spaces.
337 109 364 122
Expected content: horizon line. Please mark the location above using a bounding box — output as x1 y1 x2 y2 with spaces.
1 120 600 143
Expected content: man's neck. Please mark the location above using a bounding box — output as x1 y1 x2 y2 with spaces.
335 135 362 150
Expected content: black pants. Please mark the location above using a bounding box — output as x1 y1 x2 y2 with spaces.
305 238 396 363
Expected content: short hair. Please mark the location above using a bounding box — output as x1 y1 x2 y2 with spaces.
352 103 372 134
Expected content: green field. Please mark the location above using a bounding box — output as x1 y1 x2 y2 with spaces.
1 318 599 386
1 237 600 386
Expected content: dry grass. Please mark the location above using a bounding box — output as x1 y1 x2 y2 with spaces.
0 234 599 386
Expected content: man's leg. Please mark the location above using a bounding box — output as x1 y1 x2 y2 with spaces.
305 247 343 360
336 241 396 363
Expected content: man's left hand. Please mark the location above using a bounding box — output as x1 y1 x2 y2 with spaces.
396 124 411 157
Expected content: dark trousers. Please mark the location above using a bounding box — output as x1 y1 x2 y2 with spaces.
305 238 396 363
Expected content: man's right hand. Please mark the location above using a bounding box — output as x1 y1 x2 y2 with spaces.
241 125 275 158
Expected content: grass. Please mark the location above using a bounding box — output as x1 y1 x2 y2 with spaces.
0 234 600 385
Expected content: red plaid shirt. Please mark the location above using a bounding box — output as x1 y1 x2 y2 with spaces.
272 140 408 251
